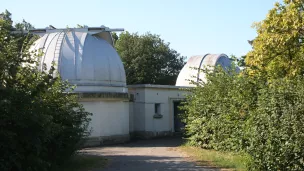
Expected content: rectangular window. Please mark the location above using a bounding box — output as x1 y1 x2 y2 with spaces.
155 103 161 114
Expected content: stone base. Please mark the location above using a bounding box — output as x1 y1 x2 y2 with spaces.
84 134 130 147
131 131 173 139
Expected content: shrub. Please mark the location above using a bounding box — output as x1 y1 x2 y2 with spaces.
182 67 304 170
182 67 257 152
0 16 91 171
246 78 304 170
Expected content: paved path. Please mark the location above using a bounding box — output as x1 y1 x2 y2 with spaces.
82 137 221 171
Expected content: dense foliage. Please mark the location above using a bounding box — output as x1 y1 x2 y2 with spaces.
246 0 304 78
182 68 304 170
0 11 91 171
182 67 256 152
182 1 304 170
246 77 304 170
114 32 186 85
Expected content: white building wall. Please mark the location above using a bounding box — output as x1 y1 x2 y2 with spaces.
133 103 146 131
129 88 146 132
128 85 189 138
80 100 129 138
129 102 134 132
143 88 186 132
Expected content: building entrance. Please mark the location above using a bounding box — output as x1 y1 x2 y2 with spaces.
173 101 185 132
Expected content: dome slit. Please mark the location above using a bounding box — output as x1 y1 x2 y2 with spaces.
76 32 87 80
176 54 239 87
54 31 66 76
42 32 60 71
197 53 209 83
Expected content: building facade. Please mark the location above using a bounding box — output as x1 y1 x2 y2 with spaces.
128 84 188 139
29 26 236 146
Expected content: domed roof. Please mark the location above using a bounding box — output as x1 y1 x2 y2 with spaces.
30 27 126 93
176 54 237 87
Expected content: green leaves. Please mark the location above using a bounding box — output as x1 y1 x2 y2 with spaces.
182 66 252 151
115 32 186 85
182 66 304 170
0 12 91 171
178 1 304 170
246 1 304 79
246 78 304 170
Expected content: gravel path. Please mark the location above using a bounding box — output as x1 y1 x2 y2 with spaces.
82 137 221 171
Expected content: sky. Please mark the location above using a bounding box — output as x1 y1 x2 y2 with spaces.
1 0 280 59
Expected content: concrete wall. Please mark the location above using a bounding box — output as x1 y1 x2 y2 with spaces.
80 99 129 146
128 85 189 138
76 84 190 144
129 102 134 133
128 88 146 133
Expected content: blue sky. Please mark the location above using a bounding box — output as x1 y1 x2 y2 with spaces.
1 0 279 58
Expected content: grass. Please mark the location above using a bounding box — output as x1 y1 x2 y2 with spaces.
179 144 247 171
54 154 108 171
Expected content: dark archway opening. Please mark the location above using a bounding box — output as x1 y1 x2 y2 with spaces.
173 101 185 132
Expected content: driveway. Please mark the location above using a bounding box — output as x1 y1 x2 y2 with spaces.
81 137 221 171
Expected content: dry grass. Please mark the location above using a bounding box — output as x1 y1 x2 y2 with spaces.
179 145 247 171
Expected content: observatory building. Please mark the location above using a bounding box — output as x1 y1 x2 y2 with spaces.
30 26 129 145
29 26 236 146
176 54 236 87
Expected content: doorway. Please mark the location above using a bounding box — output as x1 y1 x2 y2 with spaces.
173 101 185 132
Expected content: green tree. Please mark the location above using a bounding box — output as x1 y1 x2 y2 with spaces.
0 10 12 23
15 19 34 31
246 0 304 78
182 66 304 170
76 24 88 28
115 32 186 85
182 1 304 169
237 55 246 67
0 12 91 171
230 54 246 67
245 77 304 170
112 32 118 45
181 66 256 151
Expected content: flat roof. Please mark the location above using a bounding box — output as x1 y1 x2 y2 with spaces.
127 84 190 89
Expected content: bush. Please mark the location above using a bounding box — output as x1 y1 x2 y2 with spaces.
0 17 91 171
182 67 304 170
182 67 257 152
246 78 304 170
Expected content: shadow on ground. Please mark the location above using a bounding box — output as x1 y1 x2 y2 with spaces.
93 155 221 171
124 136 186 147
82 137 222 171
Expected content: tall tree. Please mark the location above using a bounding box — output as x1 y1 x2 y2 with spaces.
246 0 304 78
0 11 91 171
115 32 186 85
76 24 88 28
0 10 12 23
112 32 118 46
15 19 34 31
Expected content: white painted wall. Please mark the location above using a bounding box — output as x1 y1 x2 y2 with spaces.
129 102 134 132
128 85 189 134
128 88 146 132
81 100 129 137
143 88 186 132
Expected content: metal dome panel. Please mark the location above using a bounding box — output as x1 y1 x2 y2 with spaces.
31 29 126 93
176 54 235 87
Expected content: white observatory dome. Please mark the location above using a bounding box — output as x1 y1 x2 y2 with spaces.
176 54 237 87
30 27 126 93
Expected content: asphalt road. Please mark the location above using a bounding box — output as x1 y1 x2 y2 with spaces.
82 137 221 171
